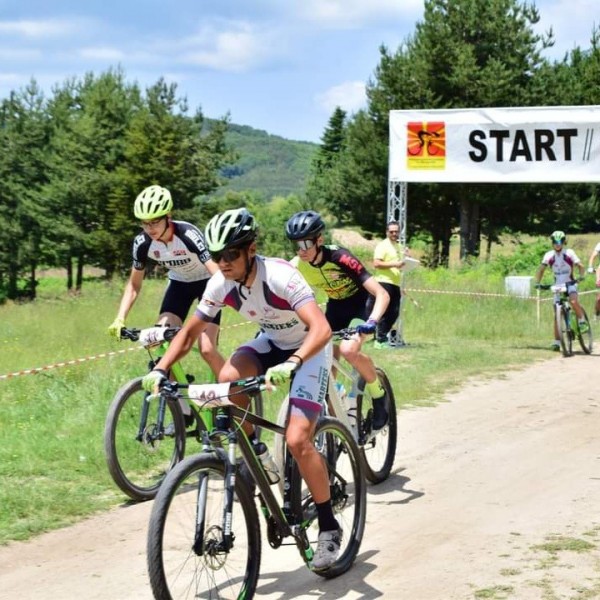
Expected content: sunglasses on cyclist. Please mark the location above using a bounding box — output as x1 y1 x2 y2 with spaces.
210 247 244 263
295 238 318 251
140 217 165 228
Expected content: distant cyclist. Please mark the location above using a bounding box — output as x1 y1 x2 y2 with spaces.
285 210 390 431
586 241 600 317
142 208 344 571
534 230 587 350
108 185 224 377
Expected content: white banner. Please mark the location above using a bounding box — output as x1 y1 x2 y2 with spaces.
389 106 600 183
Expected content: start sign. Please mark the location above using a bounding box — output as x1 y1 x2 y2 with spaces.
389 106 600 183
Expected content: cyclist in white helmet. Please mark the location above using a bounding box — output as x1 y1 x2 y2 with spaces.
142 208 344 571
108 185 224 377
534 230 588 350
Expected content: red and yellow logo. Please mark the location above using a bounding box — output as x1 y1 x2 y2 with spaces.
407 121 446 170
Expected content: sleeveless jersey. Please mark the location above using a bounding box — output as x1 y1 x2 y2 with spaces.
196 256 315 350
132 220 212 283
290 245 372 300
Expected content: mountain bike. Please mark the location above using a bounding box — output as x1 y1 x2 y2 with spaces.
103 325 264 502
537 282 593 357
146 376 366 599
274 326 397 485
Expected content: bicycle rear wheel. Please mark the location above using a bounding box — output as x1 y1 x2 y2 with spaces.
577 308 593 354
147 454 261 600
557 306 573 357
104 377 186 502
290 416 366 579
356 368 397 483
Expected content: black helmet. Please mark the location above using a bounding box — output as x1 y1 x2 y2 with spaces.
285 211 325 241
205 208 257 252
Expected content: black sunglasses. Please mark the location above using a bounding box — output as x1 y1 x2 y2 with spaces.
210 247 244 263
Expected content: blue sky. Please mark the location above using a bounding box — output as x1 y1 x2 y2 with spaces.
0 1 596 143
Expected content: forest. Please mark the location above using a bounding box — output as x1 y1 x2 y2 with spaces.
1 0 599 300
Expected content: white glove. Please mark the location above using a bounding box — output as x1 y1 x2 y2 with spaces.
265 361 299 385
587 267 595 274
108 317 125 340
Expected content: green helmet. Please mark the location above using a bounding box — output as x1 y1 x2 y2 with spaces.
134 185 173 220
205 208 257 252
550 230 566 245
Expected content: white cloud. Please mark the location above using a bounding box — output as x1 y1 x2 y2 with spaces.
296 0 423 27
535 0 597 58
0 18 81 38
0 47 41 60
79 46 126 61
179 21 275 72
316 80 366 114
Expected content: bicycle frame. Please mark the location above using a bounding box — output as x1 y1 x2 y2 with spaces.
166 381 315 560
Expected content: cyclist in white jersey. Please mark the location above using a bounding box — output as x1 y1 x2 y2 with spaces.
586 241 600 317
534 230 587 350
142 208 343 570
108 185 224 376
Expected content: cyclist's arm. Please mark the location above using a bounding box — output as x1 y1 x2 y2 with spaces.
154 313 207 372
292 300 332 363
115 267 145 321
534 263 546 284
588 249 599 270
362 276 390 321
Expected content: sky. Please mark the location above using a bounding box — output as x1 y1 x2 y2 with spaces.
0 1 597 143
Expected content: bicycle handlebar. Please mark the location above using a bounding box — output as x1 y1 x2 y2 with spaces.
158 375 267 401
536 278 584 292
119 326 181 345
332 327 360 341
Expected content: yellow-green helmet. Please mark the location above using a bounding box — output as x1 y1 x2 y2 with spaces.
134 185 173 220
205 208 257 252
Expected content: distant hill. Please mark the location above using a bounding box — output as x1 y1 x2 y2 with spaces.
213 122 318 199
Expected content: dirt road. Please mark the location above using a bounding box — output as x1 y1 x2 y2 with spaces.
1 353 599 599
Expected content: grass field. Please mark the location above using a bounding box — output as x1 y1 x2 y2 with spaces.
0 236 598 545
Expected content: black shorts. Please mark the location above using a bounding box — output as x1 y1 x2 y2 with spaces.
160 279 222 325
325 290 371 332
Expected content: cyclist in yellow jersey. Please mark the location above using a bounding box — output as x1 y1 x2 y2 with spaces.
286 211 390 430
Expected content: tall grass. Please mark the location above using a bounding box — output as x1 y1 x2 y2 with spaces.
0 253 597 544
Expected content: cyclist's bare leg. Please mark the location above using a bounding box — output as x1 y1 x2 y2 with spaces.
218 351 261 436
596 292 600 316
156 311 182 328
339 336 377 384
569 293 585 320
285 413 330 503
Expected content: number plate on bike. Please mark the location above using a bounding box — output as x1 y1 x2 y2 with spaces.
188 383 232 407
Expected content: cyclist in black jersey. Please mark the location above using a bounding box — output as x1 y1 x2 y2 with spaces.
108 185 224 377
286 210 391 430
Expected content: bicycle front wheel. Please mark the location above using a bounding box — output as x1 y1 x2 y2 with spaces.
290 416 366 579
577 308 593 354
104 377 186 502
356 368 397 483
558 306 573 357
147 454 261 600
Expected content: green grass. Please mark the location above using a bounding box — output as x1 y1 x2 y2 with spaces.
0 262 596 545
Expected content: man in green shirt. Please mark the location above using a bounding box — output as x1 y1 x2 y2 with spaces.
369 221 406 349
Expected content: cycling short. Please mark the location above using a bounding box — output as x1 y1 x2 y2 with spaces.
235 332 330 420
325 289 371 332
160 278 221 325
